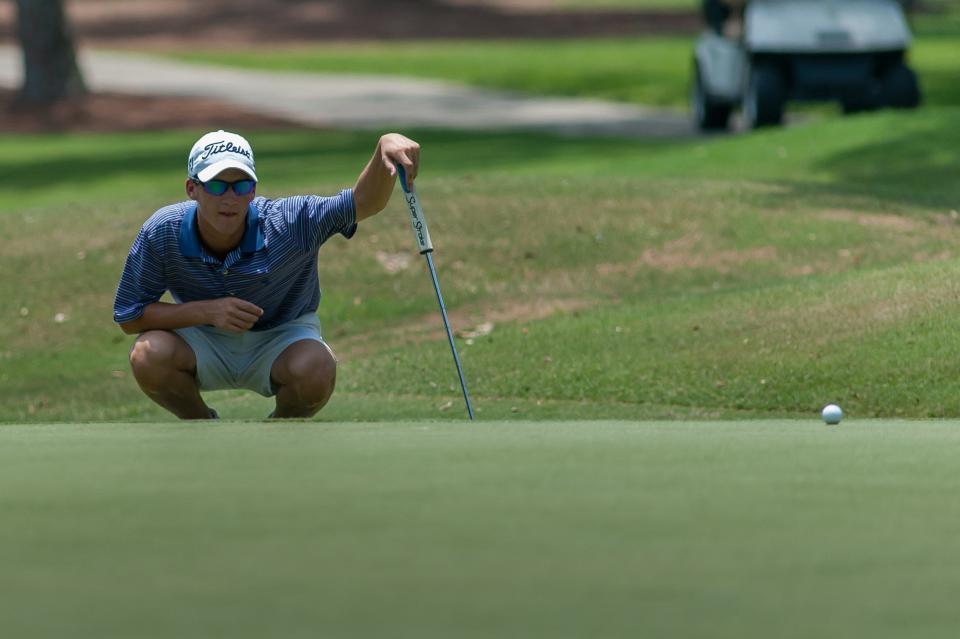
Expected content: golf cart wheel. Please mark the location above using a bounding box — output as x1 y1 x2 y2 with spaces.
880 63 921 109
841 88 877 115
743 63 785 129
691 62 732 131
841 96 875 115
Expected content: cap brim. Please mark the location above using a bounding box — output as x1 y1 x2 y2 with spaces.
196 159 257 182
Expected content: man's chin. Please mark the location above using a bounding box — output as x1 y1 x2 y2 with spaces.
209 218 244 237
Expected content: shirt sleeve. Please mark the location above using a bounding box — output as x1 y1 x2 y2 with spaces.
113 225 168 325
278 189 357 251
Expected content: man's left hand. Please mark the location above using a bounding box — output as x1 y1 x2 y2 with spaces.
379 133 421 186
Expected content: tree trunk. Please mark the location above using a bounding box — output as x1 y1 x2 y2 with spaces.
15 0 86 103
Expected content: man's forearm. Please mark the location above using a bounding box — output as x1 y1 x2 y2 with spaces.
353 133 421 222
353 137 396 222
119 301 210 335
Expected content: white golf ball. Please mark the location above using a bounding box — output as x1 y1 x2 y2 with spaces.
821 404 843 425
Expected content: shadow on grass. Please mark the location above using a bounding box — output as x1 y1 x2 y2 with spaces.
727 108 960 213
0 129 662 193
807 114 960 210
257 129 664 183
3 116 955 212
0 133 192 192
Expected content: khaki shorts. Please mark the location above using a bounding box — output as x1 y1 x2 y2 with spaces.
174 313 329 397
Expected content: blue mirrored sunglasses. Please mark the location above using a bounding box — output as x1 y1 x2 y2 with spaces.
192 177 256 196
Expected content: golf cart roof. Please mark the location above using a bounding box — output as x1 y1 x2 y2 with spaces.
745 0 912 53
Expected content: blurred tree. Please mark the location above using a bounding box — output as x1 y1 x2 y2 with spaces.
15 0 86 103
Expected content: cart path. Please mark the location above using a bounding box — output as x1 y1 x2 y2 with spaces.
0 46 694 137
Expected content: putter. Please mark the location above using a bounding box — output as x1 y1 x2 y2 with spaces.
397 164 475 420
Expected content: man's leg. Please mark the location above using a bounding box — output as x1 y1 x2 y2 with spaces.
270 340 337 418
129 330 213 419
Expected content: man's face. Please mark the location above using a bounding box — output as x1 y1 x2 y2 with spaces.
185 168 257 238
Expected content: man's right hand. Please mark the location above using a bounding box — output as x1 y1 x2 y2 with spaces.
204 297 264 333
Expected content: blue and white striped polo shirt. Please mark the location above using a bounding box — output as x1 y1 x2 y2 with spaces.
113 190 356 331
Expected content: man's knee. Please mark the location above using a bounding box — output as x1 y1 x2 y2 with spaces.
295 349 337 401
276 341 337 402
130 331 193 379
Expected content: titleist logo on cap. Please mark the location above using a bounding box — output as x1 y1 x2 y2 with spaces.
199 141 252 161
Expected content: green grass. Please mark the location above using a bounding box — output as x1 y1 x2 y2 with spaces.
910 37 960 107
3 420 960 638
4 24 960 635
0 109 960 421
169 35 958 109
164 0 959 110
2 107 960 421
170 37 691 107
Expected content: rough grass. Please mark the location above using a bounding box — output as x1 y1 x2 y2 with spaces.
2 107 960 421
349 259 960 418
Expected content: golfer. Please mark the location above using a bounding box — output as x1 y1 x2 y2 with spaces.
113 130 420 419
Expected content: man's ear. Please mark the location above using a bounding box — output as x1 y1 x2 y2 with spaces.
185 178 199 201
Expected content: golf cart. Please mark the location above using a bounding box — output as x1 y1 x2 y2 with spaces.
692 0 922 130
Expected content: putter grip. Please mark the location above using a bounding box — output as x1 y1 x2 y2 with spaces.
397 165 434 254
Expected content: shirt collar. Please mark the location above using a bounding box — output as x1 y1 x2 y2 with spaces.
179 200 264 258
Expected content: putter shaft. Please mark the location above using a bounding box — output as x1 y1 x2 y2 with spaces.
397 165 475 420
425 252 475 420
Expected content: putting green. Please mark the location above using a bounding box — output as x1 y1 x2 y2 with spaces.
2 420 959 638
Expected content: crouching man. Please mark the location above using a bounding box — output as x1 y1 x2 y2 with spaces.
113 129 420 419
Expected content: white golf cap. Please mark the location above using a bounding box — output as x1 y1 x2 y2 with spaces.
187 130 257 182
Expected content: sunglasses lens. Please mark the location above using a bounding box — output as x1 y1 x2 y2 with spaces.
233 180 256 195
203 180 229 196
